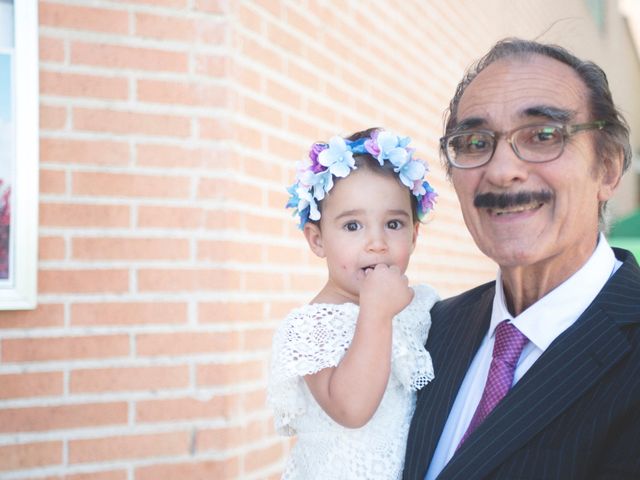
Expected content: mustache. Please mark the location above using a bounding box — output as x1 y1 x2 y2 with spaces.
474 190 553 209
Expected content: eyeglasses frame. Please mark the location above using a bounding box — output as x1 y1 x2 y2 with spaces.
440 120 607 169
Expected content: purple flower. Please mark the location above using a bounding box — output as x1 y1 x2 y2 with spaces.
309 143 328 173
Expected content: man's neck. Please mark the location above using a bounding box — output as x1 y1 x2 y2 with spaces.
500 235 600 316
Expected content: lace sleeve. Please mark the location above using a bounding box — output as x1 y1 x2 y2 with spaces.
267 303 358 435
391 284 440 391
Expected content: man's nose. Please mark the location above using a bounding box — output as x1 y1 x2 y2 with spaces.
483 136 529 186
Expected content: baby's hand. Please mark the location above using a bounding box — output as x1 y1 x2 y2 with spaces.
359 264 413 321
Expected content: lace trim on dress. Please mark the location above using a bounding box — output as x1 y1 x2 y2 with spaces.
267 284 438 436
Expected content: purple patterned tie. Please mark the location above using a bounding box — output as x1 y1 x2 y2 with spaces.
457 320 529 448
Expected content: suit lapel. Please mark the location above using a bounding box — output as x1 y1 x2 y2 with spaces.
439 250 640 479
405 284 494 478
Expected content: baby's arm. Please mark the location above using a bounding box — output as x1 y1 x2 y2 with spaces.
304 264 414 428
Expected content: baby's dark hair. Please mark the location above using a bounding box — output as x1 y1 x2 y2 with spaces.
310 127 421 227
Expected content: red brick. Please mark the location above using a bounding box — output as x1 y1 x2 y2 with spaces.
124 0 187 6
241 153 283 183
268 23 302 57
286 5 318 36
136 394 241 423
267 187 289 210
40 169 67 194
73 107 191 137
39 269 129 294
0 441 62 471
137 268 241 292
197 360 264 386
136 331 241 356
244 271 286 291
288 271 324 293
137 79 228 108
195 425 245 451
245 442 284 474
0 372 64 399
266 78 302 109
194 0 229 14
239 35 284 70
39 235 66 260
136 458 240 480
198 301 263 323
0 304 64 329
41 71 128 100
198 117 233 141
242 96 283 127
40 203 130 228
197 239 262 263
66 471 127 480
137 205 204 229
40 3 129 34
195 54 228 77
135 12 197 42
267 300 300 320
205 209 242 230
243 212 286 236
265 244 307 264
243 388 269 413
40 37 65 62
0 402 128 433
235 63 263 91
70 365 189 393
71 42 188 72
72 237 190 260
69 431 189 464
136 144 203 168
237 3 262 33
197 178 255 202
40 105 67 130
72 302 187 326
72 171 190 198
41 137 129 166
243 327 275 351
196 17 227 44
2 335 129 362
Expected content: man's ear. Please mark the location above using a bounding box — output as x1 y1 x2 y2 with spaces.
303 222 326 258
597 150 624 202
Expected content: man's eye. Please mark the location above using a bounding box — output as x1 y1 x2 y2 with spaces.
518 125 562 146
467 134 491 151
387 220 403 230
453 133 492 154
344 222 360 231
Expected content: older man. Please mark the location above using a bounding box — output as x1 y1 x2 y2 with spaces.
404 38 640 480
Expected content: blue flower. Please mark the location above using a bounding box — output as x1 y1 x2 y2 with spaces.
367 130 411 166
396 156 426 189
318 136 355 178
296 186 320 223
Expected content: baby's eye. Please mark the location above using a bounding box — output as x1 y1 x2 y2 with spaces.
387 220 403 230
344 221 361 232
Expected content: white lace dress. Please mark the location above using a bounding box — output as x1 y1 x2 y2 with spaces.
267 284 439 480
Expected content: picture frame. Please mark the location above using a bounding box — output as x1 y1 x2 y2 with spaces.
0 0 38 309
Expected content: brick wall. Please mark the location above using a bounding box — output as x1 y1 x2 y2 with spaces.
0 1 636 479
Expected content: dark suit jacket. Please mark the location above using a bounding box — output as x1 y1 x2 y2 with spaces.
403 248 640 480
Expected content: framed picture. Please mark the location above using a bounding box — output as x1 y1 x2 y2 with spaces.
0 0 38 309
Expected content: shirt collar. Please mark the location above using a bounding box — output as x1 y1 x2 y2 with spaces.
490 233 618 350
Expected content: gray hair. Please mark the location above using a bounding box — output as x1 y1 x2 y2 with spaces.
442 38 632 229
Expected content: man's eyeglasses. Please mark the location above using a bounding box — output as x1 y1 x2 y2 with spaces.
440 121 606 169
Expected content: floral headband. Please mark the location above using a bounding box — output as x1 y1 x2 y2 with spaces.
286 129 437 228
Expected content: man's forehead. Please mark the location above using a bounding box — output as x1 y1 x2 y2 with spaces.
456 55 588 127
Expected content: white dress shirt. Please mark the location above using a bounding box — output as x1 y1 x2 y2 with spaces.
425 234 621 480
